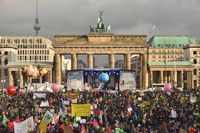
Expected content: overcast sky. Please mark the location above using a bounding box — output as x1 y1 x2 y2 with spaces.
0 0 200 40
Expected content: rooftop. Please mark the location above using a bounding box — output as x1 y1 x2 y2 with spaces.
148 36 189 48
7 62 53 67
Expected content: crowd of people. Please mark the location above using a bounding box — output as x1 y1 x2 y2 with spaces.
0 88 199 133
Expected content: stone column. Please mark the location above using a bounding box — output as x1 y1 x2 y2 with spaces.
110 54 115 68
19 70 23 88
88 54 94 68
161 70 163 83
72 54 77 69
151 71 153 84
126 53 131 70
181 71 184 88
8 69 13 85
174 71 177 87
140 54 147 89
55 54 61 84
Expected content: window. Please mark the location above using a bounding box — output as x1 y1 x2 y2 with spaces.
193 51 197 55
5 51 8 55
193 59 197 64
4 59 8 65
29 39 32 43
152 55 156 58
1 39 5 43
7 39 10 43
152 50 155 53
194 69 197 75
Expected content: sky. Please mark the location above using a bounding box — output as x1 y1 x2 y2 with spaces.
0 0 200 40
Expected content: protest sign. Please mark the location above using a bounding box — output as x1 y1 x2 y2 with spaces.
38 110 54 133
33 93 46 99
64 100 70 105
40 101 49 107
71 104 91 117
14 116 35 133
190 96 197 103
71 99 78 104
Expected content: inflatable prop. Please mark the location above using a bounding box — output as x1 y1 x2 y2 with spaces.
164 83 172 92
98 72 109 83
22 65 48 77
52 84 61 93
7 85 16 96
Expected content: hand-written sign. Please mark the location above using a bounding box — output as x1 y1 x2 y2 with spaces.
71 104 91 117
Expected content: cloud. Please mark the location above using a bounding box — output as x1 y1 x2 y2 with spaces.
0 0 200 39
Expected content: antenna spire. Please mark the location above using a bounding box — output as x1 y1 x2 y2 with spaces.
33 0 41 36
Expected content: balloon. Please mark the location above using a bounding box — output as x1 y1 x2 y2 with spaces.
52 84 61 93
98 72 109 83
23 66 28 72
40 68 48 75
32 67 39 77
7 85 16 96
27 66 35 76
164 83 172 92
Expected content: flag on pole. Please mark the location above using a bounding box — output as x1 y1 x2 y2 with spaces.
3 115 8 127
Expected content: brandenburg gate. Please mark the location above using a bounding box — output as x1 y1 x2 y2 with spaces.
53 33 148 88
53 14 148 89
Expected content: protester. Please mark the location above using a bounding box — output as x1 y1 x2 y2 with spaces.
0 88 199 133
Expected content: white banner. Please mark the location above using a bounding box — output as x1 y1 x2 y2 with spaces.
40 101 49 107
14 116 35 133
33 93 46 99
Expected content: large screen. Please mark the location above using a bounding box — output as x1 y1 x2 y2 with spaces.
66 71 84 90
119 71 136 91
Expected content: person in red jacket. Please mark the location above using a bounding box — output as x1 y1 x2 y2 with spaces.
7 118 14 133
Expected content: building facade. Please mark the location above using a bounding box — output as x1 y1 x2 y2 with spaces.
148 36 194 89
0 36 54 88
183 38 200 88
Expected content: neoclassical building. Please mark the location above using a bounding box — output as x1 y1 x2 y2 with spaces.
183 38 200 88
147 36 196 89
53 14 148 89
0 36 54 88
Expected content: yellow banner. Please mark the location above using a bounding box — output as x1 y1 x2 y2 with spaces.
71 104 91 117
